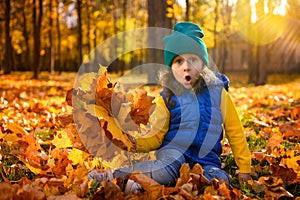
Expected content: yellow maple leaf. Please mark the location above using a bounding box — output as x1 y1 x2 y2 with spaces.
101 151 127 169
6 123 28 136
68 148 86 165
84 157 102 169
281 150 300 175
15 155 42 175
94 104 135 151
25 163 42 174
64 163 88 188
52 130 73 149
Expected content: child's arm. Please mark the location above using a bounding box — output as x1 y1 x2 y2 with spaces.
220 89 251 174
117 95 170 153
134 96 170 152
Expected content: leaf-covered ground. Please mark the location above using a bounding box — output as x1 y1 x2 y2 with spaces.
0 72 299 199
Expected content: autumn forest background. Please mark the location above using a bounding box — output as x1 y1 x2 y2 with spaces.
0 0 300 199
1 0 300 82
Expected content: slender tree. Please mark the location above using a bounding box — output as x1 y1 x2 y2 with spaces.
236 0 255 83
185 0 190 21
55 0 61 72
147 0 173 82
219 0 232 72
212 0 220 66
49 0 55 74
77 0 83 69
86 0 91 54
120 0 127 75
4 0 12 74
32 0 43 79
254 0 267 85
21 0 30 71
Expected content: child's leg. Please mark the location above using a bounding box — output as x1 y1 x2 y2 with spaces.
114 148 185 186
201 165 231 184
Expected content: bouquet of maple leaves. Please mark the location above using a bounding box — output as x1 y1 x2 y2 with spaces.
66 67 157 154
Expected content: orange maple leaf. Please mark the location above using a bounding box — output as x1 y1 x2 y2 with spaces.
49 148 72 177
95 74 114 112
128 89 155 125
266 133 284 157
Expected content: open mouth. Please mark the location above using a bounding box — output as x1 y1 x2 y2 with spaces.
185 75 191 82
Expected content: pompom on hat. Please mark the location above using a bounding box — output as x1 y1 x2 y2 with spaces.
163 22 209 68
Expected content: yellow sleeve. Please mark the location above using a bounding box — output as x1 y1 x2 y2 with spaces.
135 95 170 152
221 89 251 173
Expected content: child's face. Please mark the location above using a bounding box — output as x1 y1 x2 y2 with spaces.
171 54 204 89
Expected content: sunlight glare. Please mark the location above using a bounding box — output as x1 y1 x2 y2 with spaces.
273 0 287 16
228 0 237 7
237 0 288 45
250 0 258 23
177 0 186 8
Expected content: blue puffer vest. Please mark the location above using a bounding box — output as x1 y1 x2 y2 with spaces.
159 73 229 168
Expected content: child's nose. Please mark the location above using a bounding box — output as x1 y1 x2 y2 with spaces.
183 61 190 71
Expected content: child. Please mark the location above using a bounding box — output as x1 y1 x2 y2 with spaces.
88 22 251 193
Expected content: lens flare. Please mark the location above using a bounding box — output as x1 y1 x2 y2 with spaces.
238 14 287 45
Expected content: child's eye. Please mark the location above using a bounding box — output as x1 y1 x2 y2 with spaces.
174 58 183 64
188 57 197 63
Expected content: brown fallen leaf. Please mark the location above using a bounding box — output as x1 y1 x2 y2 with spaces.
270 164 298 184
0 182 17 199
175 163 191 189
129 172 164 199
58 113 74 126
264 186 294 199
279 119 300 140
104 180 124 200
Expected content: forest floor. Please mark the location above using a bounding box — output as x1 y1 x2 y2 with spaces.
0 71 299 199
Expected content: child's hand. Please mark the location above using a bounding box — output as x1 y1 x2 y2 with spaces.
238 173 251 183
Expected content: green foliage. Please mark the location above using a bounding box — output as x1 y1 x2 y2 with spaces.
236 182 265 199
34 128 54 141
246 135 267 151
221 154 237 178
0 143 36 181
285 183 300 197
85 180 101 198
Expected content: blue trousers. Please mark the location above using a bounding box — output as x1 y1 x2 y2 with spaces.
113 148 230 186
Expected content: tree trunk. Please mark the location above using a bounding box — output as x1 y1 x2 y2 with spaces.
111 0 120 73
86 0 91 60
253 0 267 85
77 0 83 70
147 0 172 83
4 0 12 74
247 44 255 83
55 0 61 72
49 0 55 74
32 0 43 79
256 45 267 85
212 0 220 67
185 0 190 21
219 0 232 72
120 0 127 75
21 0 30 71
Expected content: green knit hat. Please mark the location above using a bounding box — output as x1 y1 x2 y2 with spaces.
163 22 208 68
